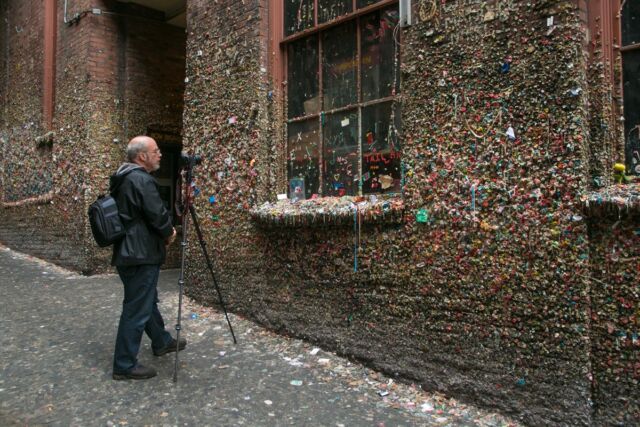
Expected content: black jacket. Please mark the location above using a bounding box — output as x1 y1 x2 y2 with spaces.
109 163 173 266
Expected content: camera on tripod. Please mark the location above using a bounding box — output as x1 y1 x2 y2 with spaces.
172 148 236 383
180 153 202 168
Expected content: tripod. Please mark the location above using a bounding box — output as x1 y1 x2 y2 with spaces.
173 155 237 383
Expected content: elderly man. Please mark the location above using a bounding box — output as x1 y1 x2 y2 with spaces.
110 136 185 380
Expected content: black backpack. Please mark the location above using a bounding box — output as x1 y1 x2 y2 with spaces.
88 194 125 247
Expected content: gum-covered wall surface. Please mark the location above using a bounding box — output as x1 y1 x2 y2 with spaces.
179 1 610 425
1 0 638 424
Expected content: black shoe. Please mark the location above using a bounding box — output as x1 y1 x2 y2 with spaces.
153 337 187 356
112 364 157 380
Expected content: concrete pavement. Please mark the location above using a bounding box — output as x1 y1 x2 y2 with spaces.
0 245 518 427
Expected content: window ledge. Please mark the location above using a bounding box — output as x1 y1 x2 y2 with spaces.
250 196 404 228
581 183 640 218
1 191 54 208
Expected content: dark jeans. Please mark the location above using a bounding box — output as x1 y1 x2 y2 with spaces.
113 264 172 373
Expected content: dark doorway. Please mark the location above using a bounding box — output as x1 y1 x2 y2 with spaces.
148 127 182 224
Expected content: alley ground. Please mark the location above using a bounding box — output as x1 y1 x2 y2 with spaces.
0 244 520 427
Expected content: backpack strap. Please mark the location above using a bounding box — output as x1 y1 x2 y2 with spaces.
108 168 141 233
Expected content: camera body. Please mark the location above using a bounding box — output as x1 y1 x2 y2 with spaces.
180 153 202 168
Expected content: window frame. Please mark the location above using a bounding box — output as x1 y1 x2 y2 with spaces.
619 1 640 175
271 0 401 198
586 0 640 176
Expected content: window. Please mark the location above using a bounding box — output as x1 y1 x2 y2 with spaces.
283 0 401 199
622 1 640 175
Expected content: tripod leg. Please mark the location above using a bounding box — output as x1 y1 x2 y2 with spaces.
189 205 237 344
173 211 189 383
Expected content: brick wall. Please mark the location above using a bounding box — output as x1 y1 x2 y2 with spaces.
121 4 185 139
0 0 89 269
0 0 51 202
0 1 186 273
0 0 110 271
80 1 186 272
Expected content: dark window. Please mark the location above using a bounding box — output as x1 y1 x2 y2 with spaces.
284 1 401 198
622 1 640 175
287 36 319 118
322 22 357 110
319 0 352 23
621 1 640 46
361 8 399 101
285 0 314 36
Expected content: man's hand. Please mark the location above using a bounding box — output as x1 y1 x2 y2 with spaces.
165 227 177 246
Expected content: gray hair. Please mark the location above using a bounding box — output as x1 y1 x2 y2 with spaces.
126 139 148 162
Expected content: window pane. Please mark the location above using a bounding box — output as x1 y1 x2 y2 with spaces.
358 0 384 8
323 110 359 196
622 1 640 46
361 7 399 102
623 50 640 175
288 35 319 119
288 120 320 198
362 102 401 194
322 22 357 110
285 0 315 36
319 0 352 24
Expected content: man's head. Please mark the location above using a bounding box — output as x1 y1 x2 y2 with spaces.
127 136 162 172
